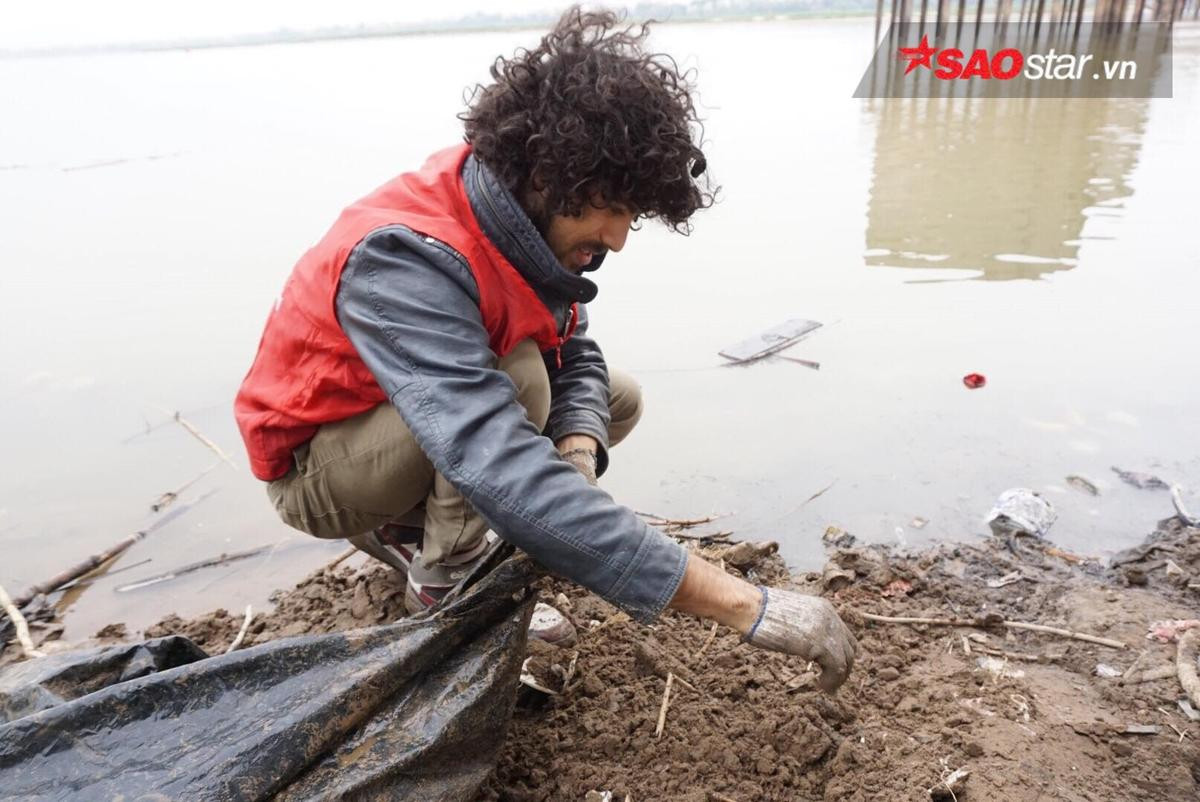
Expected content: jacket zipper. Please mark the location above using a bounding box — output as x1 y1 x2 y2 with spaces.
554 304 576 369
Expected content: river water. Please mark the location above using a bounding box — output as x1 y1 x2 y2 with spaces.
2 18 1197 639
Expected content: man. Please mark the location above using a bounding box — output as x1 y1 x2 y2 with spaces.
235 7 857 691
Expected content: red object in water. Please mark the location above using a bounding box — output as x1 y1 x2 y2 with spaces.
963 373 987 389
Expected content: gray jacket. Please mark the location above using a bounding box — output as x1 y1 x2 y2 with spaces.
334 153 687 622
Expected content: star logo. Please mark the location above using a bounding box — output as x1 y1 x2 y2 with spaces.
899 34 936 75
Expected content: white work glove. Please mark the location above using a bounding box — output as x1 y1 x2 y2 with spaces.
744 586 859 693
561 448 598 486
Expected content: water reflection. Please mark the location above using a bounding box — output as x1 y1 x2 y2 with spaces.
864 93 1149 279
860 22 1171 280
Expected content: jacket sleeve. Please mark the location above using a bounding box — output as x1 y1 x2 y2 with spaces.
543 304 615 476
335 225 688 622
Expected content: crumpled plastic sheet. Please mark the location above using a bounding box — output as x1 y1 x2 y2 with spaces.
986 488 1057 539
0 553 537 801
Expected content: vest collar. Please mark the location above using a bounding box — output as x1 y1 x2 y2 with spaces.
463 152 600 305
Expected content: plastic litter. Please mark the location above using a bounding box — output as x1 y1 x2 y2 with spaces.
528 601 576 646
1065 475 1099 496
962 373 986 389
0 551 538 800
718 318 822 364
1110 466 1169 491
986 488 1057 538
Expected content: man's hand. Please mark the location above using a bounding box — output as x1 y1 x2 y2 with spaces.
667 554 858 693
557 434 599 485
744 587 858 692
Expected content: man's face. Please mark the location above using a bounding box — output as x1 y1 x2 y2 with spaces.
530 194 639 274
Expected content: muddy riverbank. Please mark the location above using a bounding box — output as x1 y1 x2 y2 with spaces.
4 516 1200 799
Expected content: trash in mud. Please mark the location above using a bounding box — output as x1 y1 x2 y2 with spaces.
717 318 822 364
1146 619 1200 643
1179 700 1200 722
529 601 577 647
985 570 1034 588
962 372 986 389
1066 474 1100 496
929 765 969 801
986 488 1057 538
976 655 1026 679
1171 485 1200 526
1111 466 1170 491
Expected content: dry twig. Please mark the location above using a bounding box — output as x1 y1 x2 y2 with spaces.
12 490 217 607
174 411 238 470
978 647 1055 663
636 512 724 528
151 461 221 512
696 621 720 658
1121 665 1178 685
323 547 357 572
115 544 273 593
1177 629 1200 709
225 604 253 653
0 581 44 659
1123 649 1148 681
859 612 1126 649
655 672 674 738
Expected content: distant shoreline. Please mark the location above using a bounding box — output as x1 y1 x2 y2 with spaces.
0 11 874 60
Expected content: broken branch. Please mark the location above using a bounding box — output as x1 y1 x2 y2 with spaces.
115 544 272 593
636 512 724 528
323 547 357 572
11 489 217 607
655 672 674 738
225 604 254 653
1121 665 1178 685
0 581 44 659
1177 629 1200 709
859 611 1126 649
174 411 238 470
696 621 720 658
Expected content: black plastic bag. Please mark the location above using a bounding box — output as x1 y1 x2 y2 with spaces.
0 552 537 800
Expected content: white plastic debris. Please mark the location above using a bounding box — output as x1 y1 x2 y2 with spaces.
1094 663 1122 678
976 656 1025 679
528 601 577 646
986 488 1057 538
1171 484 1200 527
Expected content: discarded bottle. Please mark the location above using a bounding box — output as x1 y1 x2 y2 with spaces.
985 488 1057 538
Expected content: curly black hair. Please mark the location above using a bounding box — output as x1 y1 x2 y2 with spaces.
460 6 714 233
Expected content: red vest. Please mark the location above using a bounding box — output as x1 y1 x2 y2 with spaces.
235 144 578 481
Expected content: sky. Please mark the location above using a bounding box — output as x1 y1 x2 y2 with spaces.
2 0 567 49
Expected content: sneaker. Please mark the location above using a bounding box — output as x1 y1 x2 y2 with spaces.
347 523 422 576
404 535 494 614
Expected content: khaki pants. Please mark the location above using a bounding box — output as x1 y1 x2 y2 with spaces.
267 339 643 565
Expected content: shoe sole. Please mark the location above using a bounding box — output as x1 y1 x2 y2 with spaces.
404 583 443 616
